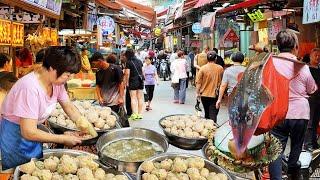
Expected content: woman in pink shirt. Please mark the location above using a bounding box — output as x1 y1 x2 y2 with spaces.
268 30 317 179
0 46 97 170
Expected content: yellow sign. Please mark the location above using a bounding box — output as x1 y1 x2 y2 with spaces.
0 19 11 45
154 28 161 36
173 37 177 45
50 28 58 45
12 22 24 47
247 10 265 22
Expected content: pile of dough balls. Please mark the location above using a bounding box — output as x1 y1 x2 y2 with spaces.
20 154 128 180
49 100 117 131
160 115 217 139
141 157 228 180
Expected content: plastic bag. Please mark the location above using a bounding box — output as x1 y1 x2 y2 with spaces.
118 106 130 127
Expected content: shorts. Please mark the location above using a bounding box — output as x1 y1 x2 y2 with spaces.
129 80 143 90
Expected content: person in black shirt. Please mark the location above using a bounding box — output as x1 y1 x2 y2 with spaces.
213 48 225 68
124 49 144 120
91 52 124 113
304 48 320 151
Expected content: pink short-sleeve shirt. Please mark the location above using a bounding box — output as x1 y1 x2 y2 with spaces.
1 72 69 124
273 53 317 120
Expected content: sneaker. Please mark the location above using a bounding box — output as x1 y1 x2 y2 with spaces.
136 114 143 119
173 100 179 103
129 114 139 121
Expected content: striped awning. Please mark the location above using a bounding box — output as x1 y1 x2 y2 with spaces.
194 0 216 8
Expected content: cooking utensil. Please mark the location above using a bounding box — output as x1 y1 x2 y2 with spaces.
96 127 169 173
136 153 233 180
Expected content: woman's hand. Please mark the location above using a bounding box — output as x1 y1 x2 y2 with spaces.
60 135 82 147
216 99 221 109
75 116 98 137
98 97 105 105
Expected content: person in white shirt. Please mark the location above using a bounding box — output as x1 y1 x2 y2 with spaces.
170 51 188 104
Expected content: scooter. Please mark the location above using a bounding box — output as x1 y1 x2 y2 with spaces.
160 59 170 81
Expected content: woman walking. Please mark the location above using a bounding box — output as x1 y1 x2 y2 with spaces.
143 57 158 111
124 49 144 120
171 51 188 104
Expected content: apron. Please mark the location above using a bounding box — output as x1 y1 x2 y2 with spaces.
0 103 57 170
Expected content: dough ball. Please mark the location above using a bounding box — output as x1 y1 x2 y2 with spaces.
106 115 117 127
151 168 167 180
207 172 218 180
200 168 210 177
114 175 129 180
177 173 189 180
185 131 194 138
200 129 209 137
216 173 228 180
103 124 110 129
21 174 39 180
187 157 205 169
77 155 99 171
77 167 94 180
172 157 188 173
99 109 110 119
171 129 179 136
64 174 79 180
94 168 106 180
52 172 63 180
154 162 161 169
87 112 99 123
160 119 173 128
141 161 155 173
105 173 115 179
166 172 179 180
160 159 173 171
142 173 158 180
20 160 36 174
57 155 78 174
192 132 200 138
35 161 45 170
82 101 92 110
33 169 52 180
176 121 185 129
193 122 204 133
187 167 200 175
178 131 185 137
94 119 105 129
44 157 58 172
164 128 171 133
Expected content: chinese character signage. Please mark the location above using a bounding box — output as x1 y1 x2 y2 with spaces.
12 22 24 47
223 28 239 42
22 0 62 16
268 19 284 40
98 16 115 35
303 0 320 24
0 19 11 45
247 10 265 22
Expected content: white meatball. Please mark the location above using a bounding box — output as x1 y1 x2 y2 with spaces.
81 101 92 110
94 168 106 180
114 175 129 180
44 157 58 172
105 173 115 179
193 122 204 133
200 168 210 177
141 161 155 173
103 124 110 129
77 167 94 180
172 158 187 173
94 119 105 129
21 174 39 180
52 172 63 180
20 160 36 174
64 174 80 180
106 115 117 127
160 159 173 171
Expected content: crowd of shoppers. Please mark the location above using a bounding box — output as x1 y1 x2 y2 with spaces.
171 51 188 104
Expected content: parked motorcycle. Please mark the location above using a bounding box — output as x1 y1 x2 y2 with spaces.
160 59 170 81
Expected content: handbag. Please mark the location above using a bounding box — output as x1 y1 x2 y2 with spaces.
118 106 130 127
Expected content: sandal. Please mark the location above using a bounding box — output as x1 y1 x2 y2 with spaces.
146 105 150 111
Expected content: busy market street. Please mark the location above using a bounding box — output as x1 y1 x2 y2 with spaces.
0 0 320 180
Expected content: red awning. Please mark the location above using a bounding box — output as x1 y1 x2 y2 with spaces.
95 0 122 11
184 0 199 11
194 0 215 8
216 0 267 15
157 9 168 17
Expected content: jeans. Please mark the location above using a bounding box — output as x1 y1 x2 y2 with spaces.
201 96 219 123
145 85 155 101
174 78 187 103
268 119 308 180
304 97 320 149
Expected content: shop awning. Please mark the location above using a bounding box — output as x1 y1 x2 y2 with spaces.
184 0 199 11
157 9 168 17
95 0 122 11
194 0 216 8
216 0 267 15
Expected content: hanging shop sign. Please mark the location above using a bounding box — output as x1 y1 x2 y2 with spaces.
303 0 320 24
192 22 203 34
12 22 24 47
0 19 11 46
247 10 265 22
268 19 284 41
50 28 58 45
98 16 115 35
2 0 62 19
223 28 239 43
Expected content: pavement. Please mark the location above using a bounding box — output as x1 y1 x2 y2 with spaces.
129 80 229 157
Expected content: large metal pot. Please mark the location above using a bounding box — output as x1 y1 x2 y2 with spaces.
96 127 169 173
136 153 233 180
13 149 132 180
159 114 209 150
